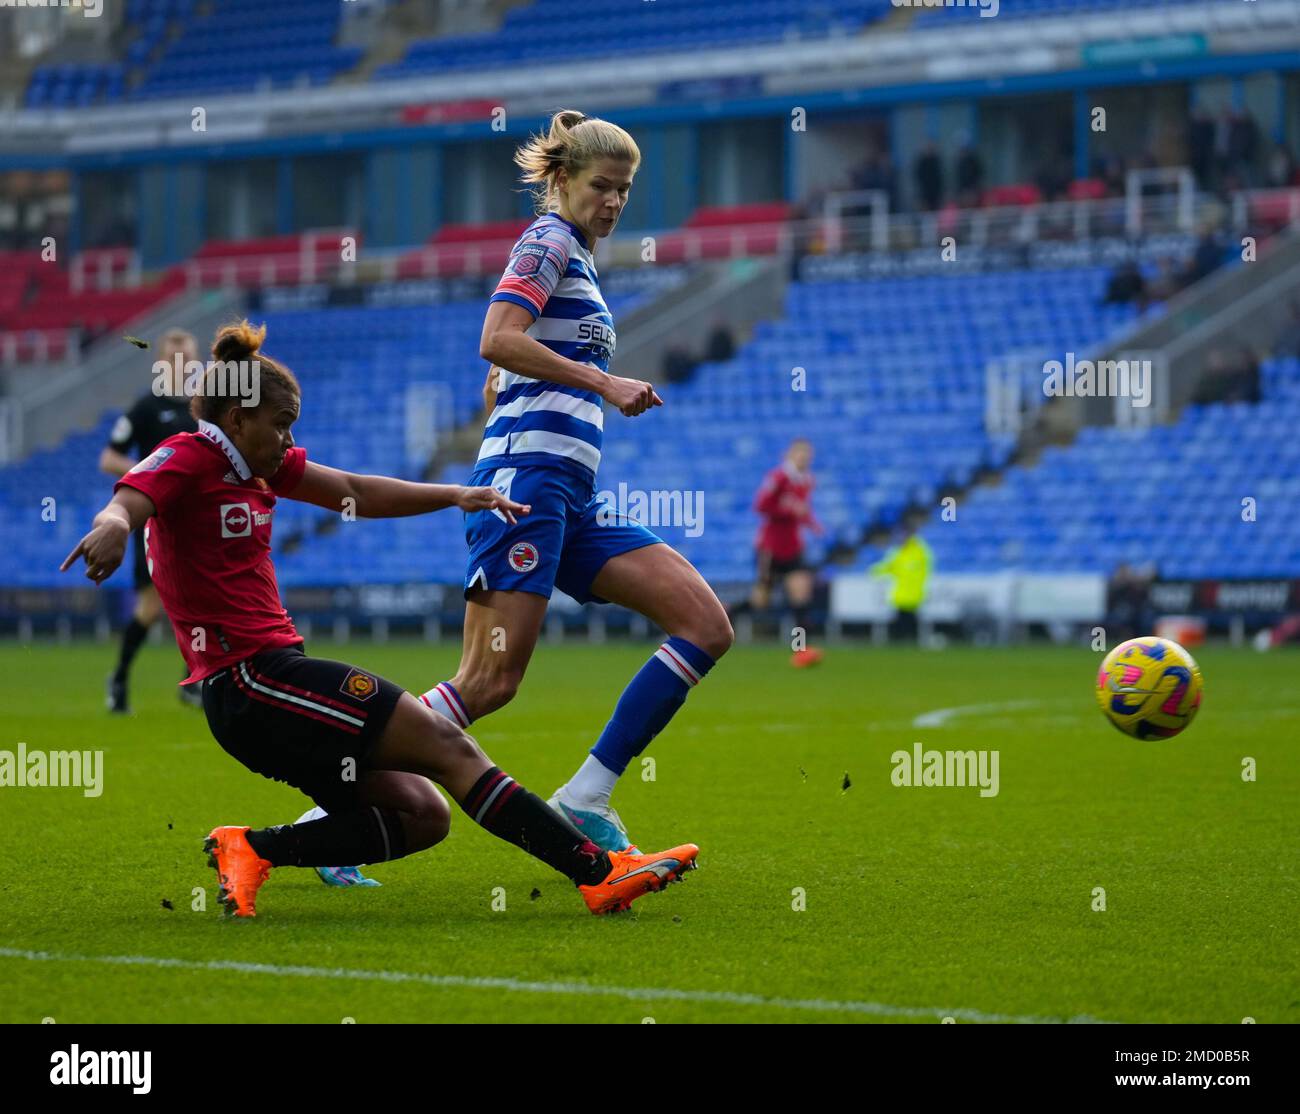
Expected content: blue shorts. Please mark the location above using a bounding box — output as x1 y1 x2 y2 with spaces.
463 465 661 604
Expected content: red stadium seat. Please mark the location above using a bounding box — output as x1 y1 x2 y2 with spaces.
1066 178 1109 201
685 202 794 228
980 183 1043 207
432 219 530 244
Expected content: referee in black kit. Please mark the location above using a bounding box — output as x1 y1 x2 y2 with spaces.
98 328 200 713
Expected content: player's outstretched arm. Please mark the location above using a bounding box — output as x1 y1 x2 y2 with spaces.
481 301 662 417
287 461 530 524
60 486 156 583
98 445 135 479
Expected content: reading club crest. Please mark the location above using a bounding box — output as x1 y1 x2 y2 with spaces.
508 542 539 572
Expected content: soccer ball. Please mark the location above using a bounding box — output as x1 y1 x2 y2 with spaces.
1095 636 1203 739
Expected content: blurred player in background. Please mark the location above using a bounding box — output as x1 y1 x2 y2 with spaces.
99 328 200 713
871 520 934 643
750 438 824 667
62 320 700 919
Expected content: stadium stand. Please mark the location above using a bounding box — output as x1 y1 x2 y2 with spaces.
375 0 894 80
0 250 184 361
912 0 1193 27
0 279 670 590
897 356 1300 580
607 264 1149 585
24 0 363 107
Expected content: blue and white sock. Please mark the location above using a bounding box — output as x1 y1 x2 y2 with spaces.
418 681 473 728
565 637 716 808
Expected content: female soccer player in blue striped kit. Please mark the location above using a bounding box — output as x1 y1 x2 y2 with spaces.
412 109 734 852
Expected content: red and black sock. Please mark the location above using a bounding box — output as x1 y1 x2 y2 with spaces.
245 807 407 868
461 766 610 886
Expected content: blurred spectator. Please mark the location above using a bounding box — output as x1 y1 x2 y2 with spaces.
1103 260 1147 308
1273 299 1300 360
1181 225 1227 288
1098 154 1127 198
1035 156 1071 204
1186 107 1215 187
0 192 17 251
850 150 897 209
1145 256 1181 304
1266 143 1297 189
1105 563 1155 643
1226 108 1259 186
1194 347 1261 405
90 213 138 249
704 319 735 363
955 141 983 207
661 344 697 384
914 142 943 211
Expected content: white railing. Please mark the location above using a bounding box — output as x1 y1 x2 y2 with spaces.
68 247 141 294
984 349 1053 438
0 328 78 368
1125 167 1197 238
404 380 453 471
159 182 1300 292
1112 349 1170 428
0 400 19 464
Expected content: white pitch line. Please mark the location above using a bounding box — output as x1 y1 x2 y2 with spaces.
913 700 1045 729
0 946 1110 1023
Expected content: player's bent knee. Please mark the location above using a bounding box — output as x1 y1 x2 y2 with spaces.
691 601 735 660
714 610 736 657
404 795 451 853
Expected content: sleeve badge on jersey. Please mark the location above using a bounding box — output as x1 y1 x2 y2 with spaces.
131 446 175 473
511 243 547 276
340 669 378 702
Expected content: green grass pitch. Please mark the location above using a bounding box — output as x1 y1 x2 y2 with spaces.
1 639 1296 1023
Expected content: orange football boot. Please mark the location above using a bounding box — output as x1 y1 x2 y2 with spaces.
791 647 824 668
203 826 272 918
579 844 699 915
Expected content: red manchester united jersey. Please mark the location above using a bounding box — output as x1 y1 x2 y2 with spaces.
754 464 815 562
115 419 307 684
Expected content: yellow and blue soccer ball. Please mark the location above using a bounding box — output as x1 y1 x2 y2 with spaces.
1095 636 1203 739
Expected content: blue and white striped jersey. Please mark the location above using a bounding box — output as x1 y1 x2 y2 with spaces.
477 213 615 481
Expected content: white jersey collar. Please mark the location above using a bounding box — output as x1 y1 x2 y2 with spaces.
197 419 252 481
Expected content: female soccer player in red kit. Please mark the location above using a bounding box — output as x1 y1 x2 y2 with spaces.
751 438 823 666
61 320 698 918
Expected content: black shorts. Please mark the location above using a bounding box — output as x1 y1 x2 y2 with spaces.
132 530 151 590
756 549 806 588
201 644 406 813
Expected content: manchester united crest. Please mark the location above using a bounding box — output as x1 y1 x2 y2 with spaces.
340 668 378 701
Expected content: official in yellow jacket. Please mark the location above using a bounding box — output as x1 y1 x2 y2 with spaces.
871 528 933 642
